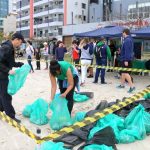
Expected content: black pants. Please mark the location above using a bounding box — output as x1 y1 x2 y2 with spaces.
58 76 78 114
0 79 15 118
36 59 40 69
27 55 34 71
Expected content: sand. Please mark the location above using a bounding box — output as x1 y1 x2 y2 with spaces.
0 61 150 150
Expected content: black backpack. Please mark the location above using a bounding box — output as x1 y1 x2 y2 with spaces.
95 44 107 58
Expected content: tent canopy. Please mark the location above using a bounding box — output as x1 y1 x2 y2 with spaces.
74 26 125 38
131 27 150 37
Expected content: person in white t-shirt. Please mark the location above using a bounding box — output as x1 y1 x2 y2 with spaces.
26 40 34 73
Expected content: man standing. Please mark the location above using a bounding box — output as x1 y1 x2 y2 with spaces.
93 37 111 84
0 32 25 123
117 29 135 93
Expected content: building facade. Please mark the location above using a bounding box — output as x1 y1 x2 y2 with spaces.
16 0 63 39
89 0 150 23
0 0 9 32
64 0 89 25
3 13 17 35
9 0 17 13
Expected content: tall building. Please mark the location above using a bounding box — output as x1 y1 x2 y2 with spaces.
64 0 89 25
0 0 9 32
9 0 17 13
89 0 150 22
16 0 63 39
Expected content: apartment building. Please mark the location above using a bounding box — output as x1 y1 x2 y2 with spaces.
16 0 63 39
9 0 17 13
0 0 9 32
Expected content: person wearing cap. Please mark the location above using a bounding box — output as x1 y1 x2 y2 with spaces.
0 32 25 123
93 37 111 84
43 42 49 70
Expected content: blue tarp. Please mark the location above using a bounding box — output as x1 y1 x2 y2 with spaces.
74 26 125 38
131 27 150 37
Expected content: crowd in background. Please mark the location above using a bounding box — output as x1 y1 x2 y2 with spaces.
17 29 150 93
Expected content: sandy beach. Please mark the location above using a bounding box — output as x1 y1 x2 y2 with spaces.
0 60 150 150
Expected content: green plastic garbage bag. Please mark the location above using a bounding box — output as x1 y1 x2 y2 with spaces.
144 93 150 99
72 112 86 124
89 114 124 141
49 94 72 130
30 98 49 125
143 111 150 134
83 144 113 150
22 105 33 118
118 128 141 143
124 104 146 140
8 64 31 95
38 141 69 150
74 93 89 102
23 98 49 125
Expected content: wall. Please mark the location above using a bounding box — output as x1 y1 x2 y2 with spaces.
3 14 17 34
65 0 89 25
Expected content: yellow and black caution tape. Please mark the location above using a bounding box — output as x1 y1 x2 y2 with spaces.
0 87 150 144
41 87 150 142
16 58 150 73
0 112 41 143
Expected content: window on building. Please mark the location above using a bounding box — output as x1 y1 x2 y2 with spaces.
82 3 86 9
90 0 98 4
83 15 86 21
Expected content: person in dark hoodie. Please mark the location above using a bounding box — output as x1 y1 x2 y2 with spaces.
0 32 25 123
55 41 67 61
117 28 135 93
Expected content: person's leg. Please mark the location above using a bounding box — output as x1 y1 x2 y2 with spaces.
81 60 86 84
94 59 101 83
0 80 15 118
0 82 4 112
101 59 107 84
66 76 78 114
44 56 48 69
28 56 34 72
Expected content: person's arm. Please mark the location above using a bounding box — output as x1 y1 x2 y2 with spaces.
49 73 57 101
61 68 74 98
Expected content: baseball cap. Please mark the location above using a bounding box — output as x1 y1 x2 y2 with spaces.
43 42 48 45
12 32 26 43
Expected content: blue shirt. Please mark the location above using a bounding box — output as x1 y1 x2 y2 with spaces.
120 36 134 61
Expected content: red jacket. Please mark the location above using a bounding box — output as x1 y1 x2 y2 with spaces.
72 48 79 60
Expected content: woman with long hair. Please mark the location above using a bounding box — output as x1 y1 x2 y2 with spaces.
49 60 79 114
79 38 93 86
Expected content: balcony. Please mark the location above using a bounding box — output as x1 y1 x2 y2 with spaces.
34 5 63 14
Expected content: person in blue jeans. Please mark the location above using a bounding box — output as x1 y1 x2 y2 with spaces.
93 37 111 84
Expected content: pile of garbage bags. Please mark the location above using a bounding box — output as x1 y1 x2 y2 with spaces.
23 98 49 125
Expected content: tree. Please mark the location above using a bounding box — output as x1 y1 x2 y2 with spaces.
0 32 4 44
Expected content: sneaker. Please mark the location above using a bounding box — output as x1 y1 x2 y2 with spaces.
80 82 85 87
93 81 98 83
12 118 21 123
117 85 125 89
101 82 107 84
87 75 93 78
127 87 136 93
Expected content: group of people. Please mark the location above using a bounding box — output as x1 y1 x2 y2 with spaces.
71 29 135 93
0 28 135 124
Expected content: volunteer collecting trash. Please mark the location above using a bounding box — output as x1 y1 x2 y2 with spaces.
49 60 79 114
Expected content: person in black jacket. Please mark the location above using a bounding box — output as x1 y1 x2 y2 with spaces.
35 47 41 70
0 32 25 123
